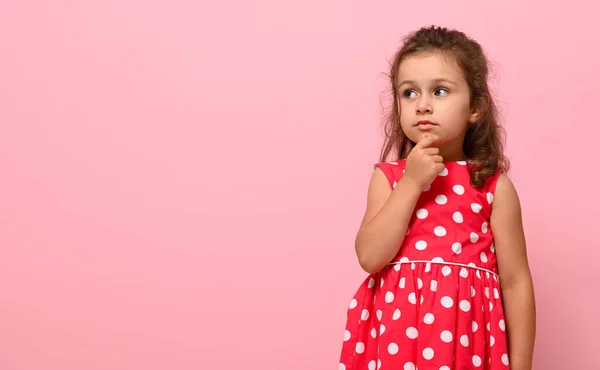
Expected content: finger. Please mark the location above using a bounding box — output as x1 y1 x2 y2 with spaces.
425 147 440 155
416 134 440 149
431 155 444 163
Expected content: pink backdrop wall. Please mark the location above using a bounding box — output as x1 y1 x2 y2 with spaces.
1 1 598 369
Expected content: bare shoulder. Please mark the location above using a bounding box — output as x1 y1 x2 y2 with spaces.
493 172 521 214
491 172 530 286
359 167 393 229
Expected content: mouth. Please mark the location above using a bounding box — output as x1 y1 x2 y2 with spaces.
415 120 438 129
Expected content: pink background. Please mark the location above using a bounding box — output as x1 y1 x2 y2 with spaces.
1 1 598 369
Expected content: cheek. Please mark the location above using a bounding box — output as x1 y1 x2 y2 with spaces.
445 101 471 120
399 102 412 119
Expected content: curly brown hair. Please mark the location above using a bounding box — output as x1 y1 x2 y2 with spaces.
379 25 509 188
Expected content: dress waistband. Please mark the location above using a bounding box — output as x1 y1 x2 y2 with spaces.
387 259 498 277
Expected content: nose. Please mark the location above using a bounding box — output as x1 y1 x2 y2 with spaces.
416 96 432 115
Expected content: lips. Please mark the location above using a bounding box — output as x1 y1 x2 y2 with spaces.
416 120 437 126
415 120 438 131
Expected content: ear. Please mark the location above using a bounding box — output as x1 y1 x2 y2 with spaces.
468 111 481 124
468 103 483 124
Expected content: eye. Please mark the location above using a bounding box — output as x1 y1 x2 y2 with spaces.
403 90 417 99
434 87 449 97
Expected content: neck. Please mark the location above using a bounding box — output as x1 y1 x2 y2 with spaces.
437 140 467 162
441 152 467 162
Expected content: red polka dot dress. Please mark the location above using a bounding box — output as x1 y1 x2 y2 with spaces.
338 160 510 370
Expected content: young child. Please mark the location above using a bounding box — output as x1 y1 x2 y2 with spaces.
338 26 536 370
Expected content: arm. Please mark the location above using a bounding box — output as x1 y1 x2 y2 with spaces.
491 173 536 370
354 167 422 274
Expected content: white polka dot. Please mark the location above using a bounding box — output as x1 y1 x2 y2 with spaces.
406 327 418 339
439 167 449 176
484 287 490 298
377 310 383 321
470 232 479 243
490 243 496 253
417 278 423 289
424 184 431 191
349 299 357 309
420 295 424 304
411 263 416 270
494 288 500 299
394 263 401 271
441 330 453 343
377 359 382 370
452 242 463 254
393 181 397 189
399 277 406 288
487 322 491 331
434 226 447 237
490 335 495 346
499 319 506 331
368 278 375 288
424 313 435 324
432 257 444 263
457 161 467 165
442 266 452 276
435 194 448 204
471 286 476 297
404 362 415 370
460 300 471 312
380 324 386 335
339 364 346 370
453 184 465 195
361 309 370 320
473 355 482 367
423 347 434 360
380 278 384 288
502 354 509 365
460 267 469 278
472 321 478 332
368 360 376 370
356 342 365 353
460 335 469 347
476 270 481 279
471 203 482 213
393 308 401 320
385 291 394 303
371 327 377 338
408 292 417 304
453 211 464 223
425 263 431 272
487 192 494 204
343 330 351 341
415 240 428 250
441 296 454 308
440 367 451 370
430 280 438 291
481 222 488 233
388 161 398 165
480 252 488 263
416 208 428 219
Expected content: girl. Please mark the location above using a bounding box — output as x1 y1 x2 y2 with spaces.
338 26 536 370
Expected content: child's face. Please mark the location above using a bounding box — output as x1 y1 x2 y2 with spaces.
396 52 479 154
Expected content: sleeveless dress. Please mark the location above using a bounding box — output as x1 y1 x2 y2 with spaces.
338 159 510 370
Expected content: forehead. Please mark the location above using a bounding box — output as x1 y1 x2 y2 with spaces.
396 52 465 85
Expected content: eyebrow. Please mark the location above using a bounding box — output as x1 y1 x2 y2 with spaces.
397 78 458 89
